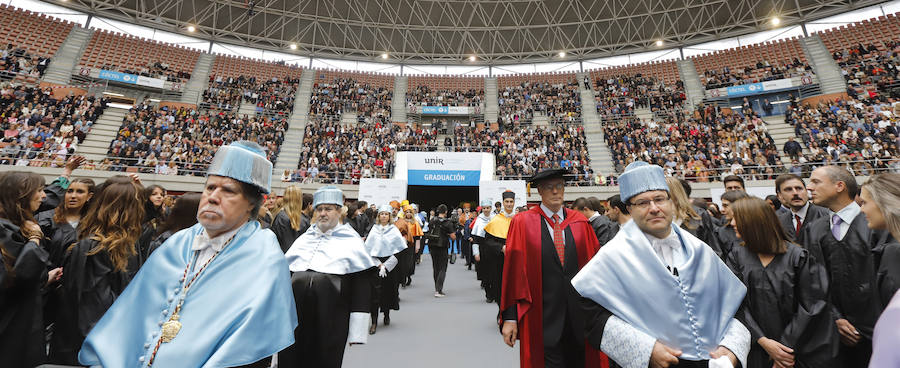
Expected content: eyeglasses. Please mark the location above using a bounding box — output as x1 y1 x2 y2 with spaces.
628 196 670 210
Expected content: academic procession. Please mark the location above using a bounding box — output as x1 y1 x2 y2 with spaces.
1 142 899 368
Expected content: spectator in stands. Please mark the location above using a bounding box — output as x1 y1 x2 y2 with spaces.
409 85 483 107
104 101 287 176
0 86 107 166
498 79 581 125
309 77 392 124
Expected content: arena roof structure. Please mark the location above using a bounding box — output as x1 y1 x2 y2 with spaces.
48 0 889 64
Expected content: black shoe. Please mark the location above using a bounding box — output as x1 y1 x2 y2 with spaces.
486 297 493 303
383 314 391 326
369 323 377 335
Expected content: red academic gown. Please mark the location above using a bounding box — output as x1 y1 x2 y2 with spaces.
500 206 609 368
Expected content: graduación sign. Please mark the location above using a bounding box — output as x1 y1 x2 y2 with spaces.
394 152 494 186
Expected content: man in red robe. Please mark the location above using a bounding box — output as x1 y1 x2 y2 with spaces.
499 168 609 368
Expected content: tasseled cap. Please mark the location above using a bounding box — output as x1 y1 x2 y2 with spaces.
207 141 272 194
502 190 516 199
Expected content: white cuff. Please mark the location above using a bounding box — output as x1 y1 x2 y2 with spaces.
719 318 750 368
472 243 480 256
600 315 655 368
383 255 399 271
347 312 370 345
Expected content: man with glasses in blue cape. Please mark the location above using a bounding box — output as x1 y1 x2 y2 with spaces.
572 161 750 368
78 141 297 368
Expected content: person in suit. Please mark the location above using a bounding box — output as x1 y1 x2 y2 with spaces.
500 168 607 368
573 197 616 246
775 174 829 244
803 166 891 367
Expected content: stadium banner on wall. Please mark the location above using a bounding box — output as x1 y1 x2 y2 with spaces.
97 69 168 89
479 180 527 208
761 79 793 91
418 105 473 115
403 152 486 186
725 82 765 97
358 178 407 206
714 76 810 98
98 70 138 84
137 75 166 89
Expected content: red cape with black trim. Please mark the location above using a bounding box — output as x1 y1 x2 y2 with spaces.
499 205 609 368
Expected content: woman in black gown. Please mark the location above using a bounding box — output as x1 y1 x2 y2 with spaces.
726 197 838 368
51 177 145 364
0 171 61 367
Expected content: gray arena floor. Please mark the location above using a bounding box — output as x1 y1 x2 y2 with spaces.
342 254 520 368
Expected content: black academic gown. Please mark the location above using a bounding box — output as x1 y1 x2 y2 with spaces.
873 241 900 309
588 214 617 246
270 211 305 253
280 269 373 368
711 224 740 261
35 209 77 269
777 203 829 244
51 238 140 364
800 213 888 366
0 219 50 368
726 243 839 368
479 231 506 305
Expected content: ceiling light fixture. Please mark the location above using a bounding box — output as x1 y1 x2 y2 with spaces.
289 44 297 50
187 25 196 32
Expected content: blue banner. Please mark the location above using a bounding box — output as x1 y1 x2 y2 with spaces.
420 106 450 115
408 170 481 186
725 82 764 97
98 70 138 84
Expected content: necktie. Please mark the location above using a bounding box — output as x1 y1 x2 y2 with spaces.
831 214 843 240
551 214 565 265
795 214 802 234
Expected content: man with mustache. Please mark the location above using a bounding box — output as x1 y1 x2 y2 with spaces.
774 173 829 244
79 141 297 368
281 185 377 367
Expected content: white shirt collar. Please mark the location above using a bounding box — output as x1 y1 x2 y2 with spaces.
192 224 243 252
588 212 601 221
540 203 565 221
833 201 861 225
791 202 810 219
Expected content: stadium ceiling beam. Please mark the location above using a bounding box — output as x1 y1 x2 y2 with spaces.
52 0 888 65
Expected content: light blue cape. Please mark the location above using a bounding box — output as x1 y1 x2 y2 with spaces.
572 221 746 360
79 221 297 368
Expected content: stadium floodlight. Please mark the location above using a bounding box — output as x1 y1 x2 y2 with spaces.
656 40 664 46
289 44 298 50
381 53 389 59
772 17 781 25
187 25 196 32
558 51 566 58
469 56 476 62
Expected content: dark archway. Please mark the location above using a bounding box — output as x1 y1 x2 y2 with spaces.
406 185 478 214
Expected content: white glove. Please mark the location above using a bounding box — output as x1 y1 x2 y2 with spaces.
378 264 388 278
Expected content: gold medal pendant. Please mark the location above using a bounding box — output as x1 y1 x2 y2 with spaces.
160 314 182 343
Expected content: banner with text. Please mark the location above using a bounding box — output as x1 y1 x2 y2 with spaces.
409 105 477 115
97 69 167 89
405 152 485 186
358 178 408 206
